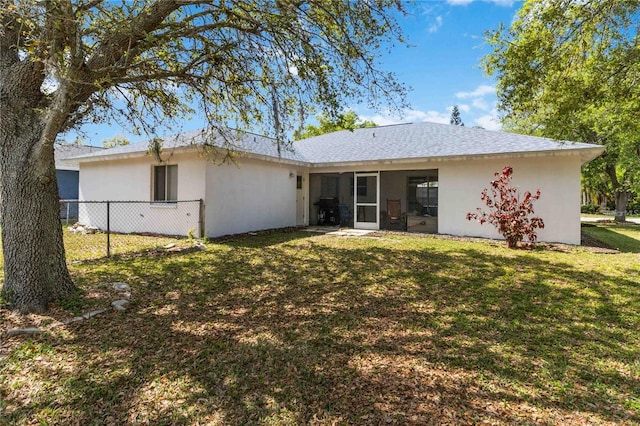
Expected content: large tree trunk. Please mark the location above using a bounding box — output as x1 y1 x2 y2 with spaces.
614 190 629 223
0 108 76 313
605 163 628 223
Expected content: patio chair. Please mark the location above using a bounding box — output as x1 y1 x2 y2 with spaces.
387 199 402 225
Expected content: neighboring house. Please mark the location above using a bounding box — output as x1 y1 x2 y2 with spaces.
55 144 104 219
72 122 604 244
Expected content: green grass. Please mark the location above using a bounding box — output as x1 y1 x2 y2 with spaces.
1 226 640 424
62 228 184 261
582 222 640 253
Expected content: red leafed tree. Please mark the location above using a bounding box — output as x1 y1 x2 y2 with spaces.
466 166 544 248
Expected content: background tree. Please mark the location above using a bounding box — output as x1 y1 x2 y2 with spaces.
449 105 464 126
293 110 377 140
0 0 407 313
483 0 640 222
101 135 131 149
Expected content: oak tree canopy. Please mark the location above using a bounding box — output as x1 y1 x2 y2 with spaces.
483 0 640 221
0 0 407 313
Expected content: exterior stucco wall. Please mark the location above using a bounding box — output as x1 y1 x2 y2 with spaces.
78 154 206 236
438 155 582 245
312 153 583 245
78 148 584 243
205 158 305 237
79 154 206 201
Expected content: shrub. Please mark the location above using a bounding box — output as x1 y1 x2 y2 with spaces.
466 166 544 248
581 204 601 214
628 197 640 215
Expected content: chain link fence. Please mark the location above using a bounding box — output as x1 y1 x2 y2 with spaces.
60 199 204 257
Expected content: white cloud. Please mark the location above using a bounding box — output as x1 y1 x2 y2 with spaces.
489 0 516 6
360 108 450 126
455 84 496 99
457 103 471 112
428 16 443 33
447 0 514 5
471 98 490 111
474 112 502 131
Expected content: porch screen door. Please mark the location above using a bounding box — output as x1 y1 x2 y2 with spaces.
354 172 379 230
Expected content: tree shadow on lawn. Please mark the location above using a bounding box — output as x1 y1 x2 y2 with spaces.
5 234 640 424
582 225 640 253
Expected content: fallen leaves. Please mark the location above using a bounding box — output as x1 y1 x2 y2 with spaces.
1 229 639 424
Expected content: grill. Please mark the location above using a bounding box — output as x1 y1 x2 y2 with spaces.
314 197 339 226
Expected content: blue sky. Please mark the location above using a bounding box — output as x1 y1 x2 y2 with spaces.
71 0 520 146
354 0 520 130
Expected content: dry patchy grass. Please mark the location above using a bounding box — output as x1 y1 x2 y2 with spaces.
1 227 640 425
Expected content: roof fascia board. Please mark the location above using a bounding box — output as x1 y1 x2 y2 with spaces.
76 145 312 168
74 145 199 163
75 141 603 170
309 147 604 172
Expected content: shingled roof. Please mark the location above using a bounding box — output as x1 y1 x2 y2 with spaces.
293 122 603 165
72 122 604 165
55 144 105 170
71 128 309 164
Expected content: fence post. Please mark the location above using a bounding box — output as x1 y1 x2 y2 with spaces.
198 199 205 238
106 201 111 257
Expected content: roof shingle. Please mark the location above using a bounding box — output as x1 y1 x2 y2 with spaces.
293 122 602 164
71 122 603 165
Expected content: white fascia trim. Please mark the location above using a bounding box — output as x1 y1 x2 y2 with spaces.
308 147 605 170
75 145 313 168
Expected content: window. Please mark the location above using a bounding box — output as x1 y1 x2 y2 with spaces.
357 177 367 197
407 176 438 216
296 175 303 189
153 165 178 202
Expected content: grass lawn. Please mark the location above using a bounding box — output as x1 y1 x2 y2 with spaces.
1 225 640 424
62 228 186 261
581 223 640 253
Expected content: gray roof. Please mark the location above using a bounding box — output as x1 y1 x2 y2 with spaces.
72 122 604 165
55 144 105 170
72 128 309 163
293 122 603 165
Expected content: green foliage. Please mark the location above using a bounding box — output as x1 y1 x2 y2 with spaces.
101 135 130 149
1 1 407 143
581 204 601 214
483 0 640 219
293 110 377 140
628 196 640 214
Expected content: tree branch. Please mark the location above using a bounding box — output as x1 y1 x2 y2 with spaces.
86 0 182 73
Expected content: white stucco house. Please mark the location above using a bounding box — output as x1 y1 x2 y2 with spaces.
73 122 604 245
